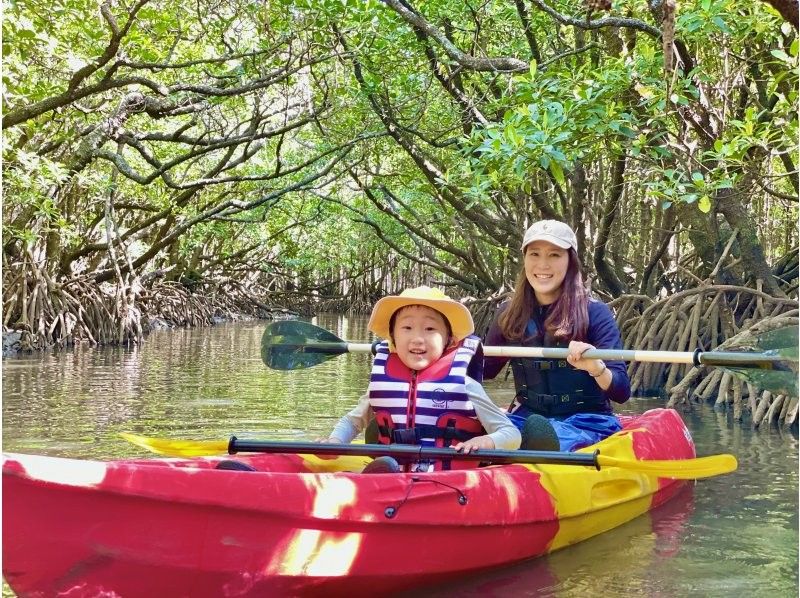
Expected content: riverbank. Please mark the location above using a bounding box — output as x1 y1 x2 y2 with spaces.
2 277 297 357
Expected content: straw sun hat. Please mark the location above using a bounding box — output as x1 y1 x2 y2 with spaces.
368 286 474 342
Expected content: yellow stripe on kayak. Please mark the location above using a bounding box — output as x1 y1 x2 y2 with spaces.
529 430 662 552
298 453 373 473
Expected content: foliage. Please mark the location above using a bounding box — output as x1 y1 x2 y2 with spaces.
2 0 797 321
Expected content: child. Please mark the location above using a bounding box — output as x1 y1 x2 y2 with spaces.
322 286 520 472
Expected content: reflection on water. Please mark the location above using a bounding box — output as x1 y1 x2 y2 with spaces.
2 316 798 596
2 316 374 459
407 484 697 597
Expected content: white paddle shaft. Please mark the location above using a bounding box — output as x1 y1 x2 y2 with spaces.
343 343 783 367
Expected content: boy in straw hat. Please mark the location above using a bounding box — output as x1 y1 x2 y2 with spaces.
322 286 520 472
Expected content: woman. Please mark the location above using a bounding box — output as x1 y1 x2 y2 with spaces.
483 220 631 451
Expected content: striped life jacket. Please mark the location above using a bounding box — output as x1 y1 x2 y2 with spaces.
368 335 485 471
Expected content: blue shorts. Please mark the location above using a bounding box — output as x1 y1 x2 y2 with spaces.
509 412 622 452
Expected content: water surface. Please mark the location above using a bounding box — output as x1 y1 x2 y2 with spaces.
3 316 797 596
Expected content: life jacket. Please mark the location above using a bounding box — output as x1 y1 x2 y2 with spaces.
509 312 610 417
368 335 485 471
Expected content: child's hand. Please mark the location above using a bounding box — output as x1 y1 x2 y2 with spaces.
453 435 495 453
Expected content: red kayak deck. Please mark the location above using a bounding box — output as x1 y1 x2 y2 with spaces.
3 408 694 597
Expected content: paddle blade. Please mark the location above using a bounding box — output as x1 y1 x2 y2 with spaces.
261 320 348 370
724 326 799 397
724 366 798 398
597 453 738 479
120 433 229 457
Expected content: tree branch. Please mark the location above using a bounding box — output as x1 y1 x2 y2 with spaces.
378 0 529 72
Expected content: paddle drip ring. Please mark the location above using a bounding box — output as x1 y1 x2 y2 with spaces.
384 476 468 519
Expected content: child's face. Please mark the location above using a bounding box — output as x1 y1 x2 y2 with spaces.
391 305 450 371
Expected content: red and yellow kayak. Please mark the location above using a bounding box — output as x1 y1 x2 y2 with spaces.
3 408 694 597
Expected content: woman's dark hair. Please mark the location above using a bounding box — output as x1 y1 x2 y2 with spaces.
499 247 589 342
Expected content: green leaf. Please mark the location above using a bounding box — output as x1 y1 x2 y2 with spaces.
770 50 791 63
715 178 734 189
550 161 565 187
711 16 730 33
529 59 538 79
698 195 712 213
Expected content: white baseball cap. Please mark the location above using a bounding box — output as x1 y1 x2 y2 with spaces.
520 220 577 250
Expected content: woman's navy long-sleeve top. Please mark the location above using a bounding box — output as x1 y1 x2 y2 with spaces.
483 299 631 405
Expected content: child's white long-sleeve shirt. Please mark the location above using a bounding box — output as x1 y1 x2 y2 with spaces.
328 377 521 450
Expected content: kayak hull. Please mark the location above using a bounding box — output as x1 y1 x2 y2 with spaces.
3 408 694 597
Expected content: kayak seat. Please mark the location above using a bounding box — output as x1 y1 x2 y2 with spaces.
214 460 258 472
362 456 402 474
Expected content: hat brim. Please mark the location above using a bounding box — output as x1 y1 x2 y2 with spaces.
368 296 474 342
521 233 573 250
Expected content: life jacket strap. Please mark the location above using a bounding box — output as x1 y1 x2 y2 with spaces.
384 424 478 445
525 359 570 370
516 391 609 417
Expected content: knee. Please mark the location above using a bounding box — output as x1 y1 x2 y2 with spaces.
521 415 560 451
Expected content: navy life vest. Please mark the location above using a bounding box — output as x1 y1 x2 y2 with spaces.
509 312 610 417
367 335 485 471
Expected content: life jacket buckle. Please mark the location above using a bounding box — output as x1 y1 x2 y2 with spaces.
527 360 569 370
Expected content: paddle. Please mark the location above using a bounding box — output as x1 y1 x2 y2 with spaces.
119 433 737 479
261 321 798 395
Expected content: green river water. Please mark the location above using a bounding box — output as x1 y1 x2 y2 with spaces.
2 315 798 596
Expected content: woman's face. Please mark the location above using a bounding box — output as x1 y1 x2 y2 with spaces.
524 241 570 304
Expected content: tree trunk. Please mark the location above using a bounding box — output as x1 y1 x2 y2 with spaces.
716 189 787 297
762 0 799 30
593 155 627 296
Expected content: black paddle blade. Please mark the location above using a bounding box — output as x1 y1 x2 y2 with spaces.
726 326 798 397
261 320 348 370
